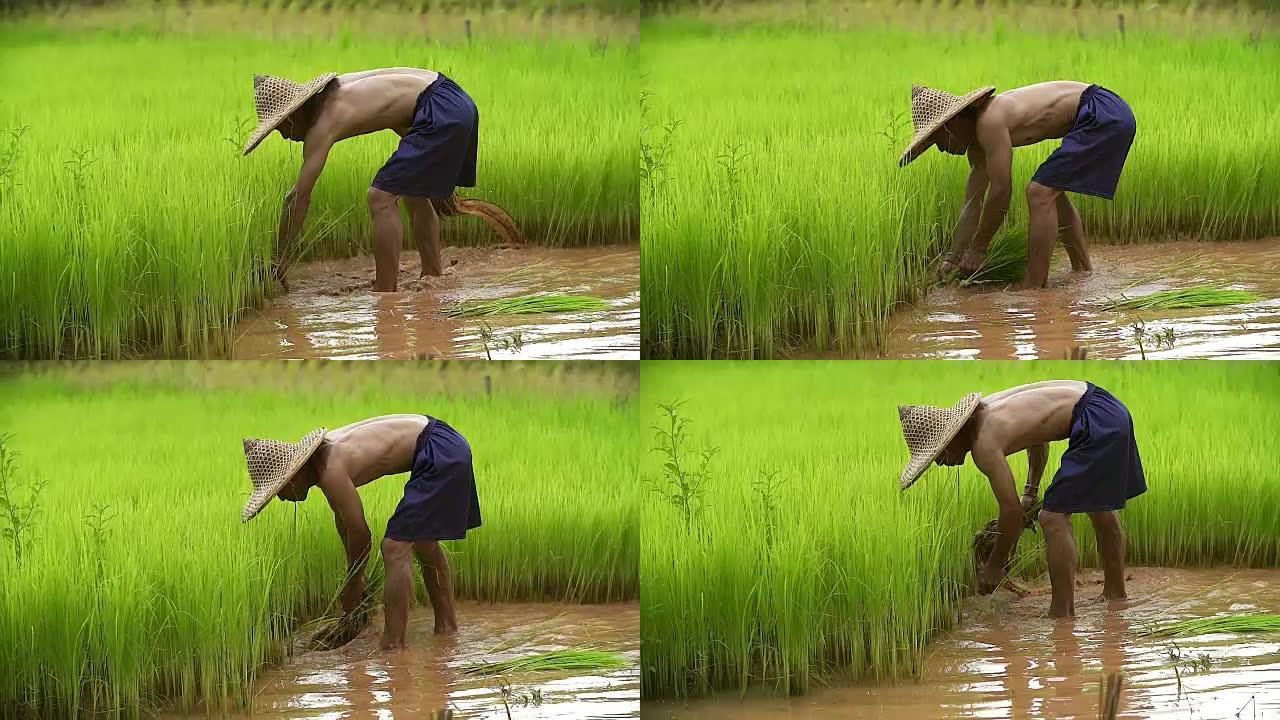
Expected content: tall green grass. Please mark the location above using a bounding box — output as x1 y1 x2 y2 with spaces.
640 12 1280 358
0 20 636 359
0 361 638 716
640 361 1280 698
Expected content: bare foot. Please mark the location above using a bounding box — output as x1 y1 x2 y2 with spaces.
379 638 407 651
434 620 458 635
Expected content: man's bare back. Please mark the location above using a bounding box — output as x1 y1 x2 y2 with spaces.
315 413 430 488
975 82 1089 149
969 380 1088 456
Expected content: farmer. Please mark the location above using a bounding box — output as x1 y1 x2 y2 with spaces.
243 68 518 292
899 82 1137 289
897 380 1146 618
241 414 482 650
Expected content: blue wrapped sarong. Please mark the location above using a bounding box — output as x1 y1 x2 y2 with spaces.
1031 85 1136 200
384 419 482 541
371 74 478 199
1043 383 1146 514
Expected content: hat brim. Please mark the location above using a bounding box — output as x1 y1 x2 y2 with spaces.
242 74 337 156
899 394 981 490
898 87 996 168
241 428 326 522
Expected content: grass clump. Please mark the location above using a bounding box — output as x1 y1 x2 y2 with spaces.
444 294 609 318
640 361 1280 698
1141 614 1280 639
463 648 629 676
1100 286 1259 311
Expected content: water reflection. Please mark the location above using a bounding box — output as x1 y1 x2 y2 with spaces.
883 238 1280 359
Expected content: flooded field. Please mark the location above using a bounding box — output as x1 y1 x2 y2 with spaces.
644 568 1280 720
238 601 639 719
879 238 1280 360
232 246 638 360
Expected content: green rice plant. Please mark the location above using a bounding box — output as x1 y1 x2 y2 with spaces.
443 294 609 318
1141 614 1280 639
0 361 638 717
640 361 1280 698
0 13 636 359
641 8 1280 358
1100 286 1260 311
463 648 629 676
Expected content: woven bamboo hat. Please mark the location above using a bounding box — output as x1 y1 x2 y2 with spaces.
241 428 327 522
897 393 981 490
242 73 338 155
899 85 997 167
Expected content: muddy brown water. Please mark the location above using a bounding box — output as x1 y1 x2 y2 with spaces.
877 238 1280 360
644 568 1280 719
232 601 639 719
232 246 638 360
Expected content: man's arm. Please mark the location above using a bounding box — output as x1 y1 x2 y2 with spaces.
275 138 332 286
1024 443 1048 508
959 119 1014 274
972 438 1024 591
941 158 988 274
317 466 372 614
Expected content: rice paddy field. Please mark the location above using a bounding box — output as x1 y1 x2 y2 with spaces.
640 2 1280 358
0 3 636 359
0 361 639 716
639 360 1280 698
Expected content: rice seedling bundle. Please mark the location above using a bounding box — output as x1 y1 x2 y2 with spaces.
641 9 1280 358
640 361 1280 698
0 362 638 716
0 17 636 359
1100 286 1259 311
1140 613 1280 639
443 294 609 318
462 648 629 676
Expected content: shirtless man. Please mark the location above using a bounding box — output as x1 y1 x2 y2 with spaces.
242 68 482 292
241 414 482 649
899 82 1138 289
897 381 1146 618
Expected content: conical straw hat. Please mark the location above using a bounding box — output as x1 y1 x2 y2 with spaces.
241 428 327 522
897 393 981 490
898 84 996 167
242 73 337 156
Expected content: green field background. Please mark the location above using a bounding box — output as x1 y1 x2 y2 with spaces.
640 10 1280 358
0 361 638 716
640 361 1280 697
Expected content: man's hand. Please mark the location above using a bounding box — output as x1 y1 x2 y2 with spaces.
959 248 987 278
977 561 1005 595
1021 493 1037 512
309 611 369 651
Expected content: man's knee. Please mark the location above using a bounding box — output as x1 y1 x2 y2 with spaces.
367 186 400 212
1040 509 1072 535
1088 510 1121 531
1026 181 1059 208
382 537 414 566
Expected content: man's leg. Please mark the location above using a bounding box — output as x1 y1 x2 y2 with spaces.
1056 194 1093 272
403 197 443 277
1039 509 1077 618
380 537 415 649
413 540 459 634
1024 181 1061 289
1088 510 1127 600
367 186 404 292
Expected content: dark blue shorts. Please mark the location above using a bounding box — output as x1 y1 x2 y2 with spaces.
371 74 478 199
1043 383 1146 514
384 419 482 542
1031 85 1136 200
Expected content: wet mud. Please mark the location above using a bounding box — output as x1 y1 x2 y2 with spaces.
241 601 639 719
232 245 638 360
880 238 1280 360
644 567 1280 719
